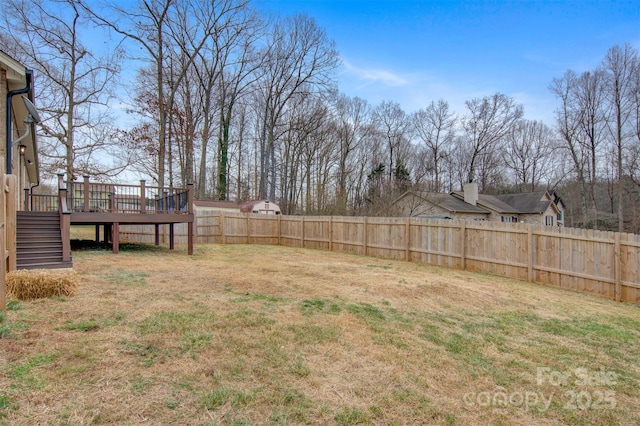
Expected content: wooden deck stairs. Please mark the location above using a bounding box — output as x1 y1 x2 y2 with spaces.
16 211 72 269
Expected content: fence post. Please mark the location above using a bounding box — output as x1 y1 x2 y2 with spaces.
247 214 251 244
614 233 621 302
301 216 305 248
277 214 281 246
460 221 466 270
527 226 533 282
405 217 411 261
220 212 226 244
363 217 368 256
329 216 333 252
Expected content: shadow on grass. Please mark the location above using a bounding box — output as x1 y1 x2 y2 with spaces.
71 239 168 253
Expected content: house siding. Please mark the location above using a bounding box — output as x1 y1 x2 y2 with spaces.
518 205 559 226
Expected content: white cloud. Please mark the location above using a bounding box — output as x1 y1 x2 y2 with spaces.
341 60 409 87
338 60 557 124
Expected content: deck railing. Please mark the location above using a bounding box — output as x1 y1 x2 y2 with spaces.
26 175 193 215
25 191 58 212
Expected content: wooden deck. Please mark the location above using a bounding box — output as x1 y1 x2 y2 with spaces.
69 211 194 225
26 175 195 256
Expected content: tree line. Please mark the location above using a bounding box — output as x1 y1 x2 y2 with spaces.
2 0 639 231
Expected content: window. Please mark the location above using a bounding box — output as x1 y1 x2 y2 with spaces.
557 212 563 221
545 215 554 226
501 216 517 223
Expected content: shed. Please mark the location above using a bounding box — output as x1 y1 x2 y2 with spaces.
193 200 242 213
240 200 281 215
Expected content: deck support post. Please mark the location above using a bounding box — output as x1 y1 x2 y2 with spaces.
187 183 194 255
169 223 174 250
58 188 71 263
104 224 111 243
140 180 146 213
95 225 100 242
83 175 90 212
112 222 119 253
155 224 160 246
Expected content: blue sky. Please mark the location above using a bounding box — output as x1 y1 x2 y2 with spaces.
255 0 640 123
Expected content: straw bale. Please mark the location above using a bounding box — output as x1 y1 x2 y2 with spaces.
6 269 78 300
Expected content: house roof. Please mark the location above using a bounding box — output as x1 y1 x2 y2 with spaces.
404 191 489 214
451 192 520 214
0 50 27 84
547 189 566 208
496 191 553 214
399 189 563 217
2 50 38 184
193 200 241 209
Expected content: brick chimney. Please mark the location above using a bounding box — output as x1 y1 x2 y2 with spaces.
463 182 478 206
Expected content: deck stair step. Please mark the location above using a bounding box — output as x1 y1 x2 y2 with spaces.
16 211 72 270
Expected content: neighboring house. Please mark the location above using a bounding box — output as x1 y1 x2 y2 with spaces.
451 184 520 223
393 183 565 226
393 190 489 221
548 189 566 227
494 191 561 226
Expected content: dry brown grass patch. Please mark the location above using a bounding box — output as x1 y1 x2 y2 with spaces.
0 244 638 425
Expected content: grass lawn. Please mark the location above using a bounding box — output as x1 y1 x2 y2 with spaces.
1 243 639 425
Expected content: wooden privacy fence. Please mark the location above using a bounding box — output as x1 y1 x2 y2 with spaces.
119 212 640 304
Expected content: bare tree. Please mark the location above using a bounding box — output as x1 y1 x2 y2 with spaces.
213 5 264 200
256 14 340 200
460 93 523 190
575 70 607 227
373 101 410 183
2 0 124 180
504 119 555 191
331 93 372 213
602 43 639 232
550 70 591 226
299 104 335 213
83 0 221 187
412 99 456 192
